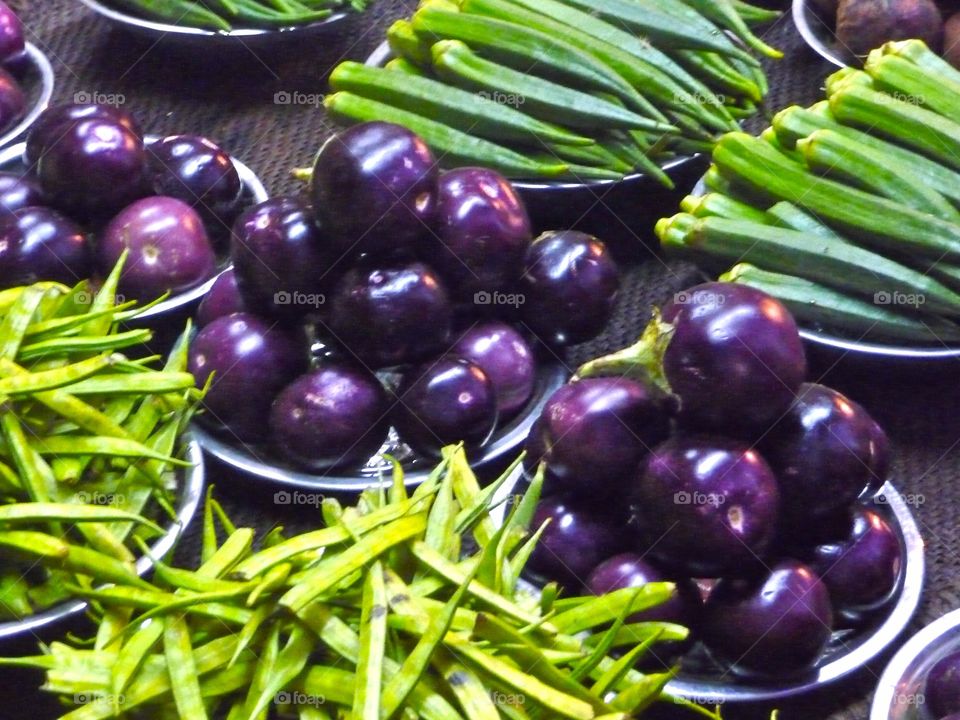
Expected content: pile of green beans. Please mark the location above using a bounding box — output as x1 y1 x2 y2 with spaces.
323 0 782 183
6 447 725 720
109 0 367 32
0 254 202 620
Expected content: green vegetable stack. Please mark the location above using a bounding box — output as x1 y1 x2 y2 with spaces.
326 0 782 183
658 39 960 344
0 255 201 620
5 448 719 720
109 0 368 32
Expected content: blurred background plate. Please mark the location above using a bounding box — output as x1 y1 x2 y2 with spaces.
0 44 55 150
792 0 854 67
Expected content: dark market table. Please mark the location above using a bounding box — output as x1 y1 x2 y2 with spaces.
4 2 960 718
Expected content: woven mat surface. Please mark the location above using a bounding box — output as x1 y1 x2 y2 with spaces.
3 2 959 718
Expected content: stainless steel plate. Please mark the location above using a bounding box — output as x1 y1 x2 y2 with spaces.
0 44 55 150
77 0 357 49
492 470 924 703
0 436 206 642
0 139 269 321
792 0 855 68
871 608 960 720
194 362 569 493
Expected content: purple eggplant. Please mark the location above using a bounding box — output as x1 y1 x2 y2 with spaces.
25 103 143 168
702 560 833 675
865 418 891 497
520 231 620 345
536 377 672 502
587 553 698 625
450 322 536 416
0 66 22 133
0 206 90 288
0 3 23 65
269 364 389 470
196 269 245 327
393 356 498 457
430 167 531 301
0 173 44 215
928 652 960 718
311 122 437 259
326 261 451 368
762 383 881 520
230 196 334 322
188 313 307 442
661 282 807 437
632 436 780 577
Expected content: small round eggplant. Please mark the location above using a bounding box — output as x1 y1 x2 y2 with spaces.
25 103 142 168
0 66 23 133
927 651 960 718
0 3 24 65
0 206 89 288
587 553 698 625
0 173 44 215
450 321 536 416
196 269 246 327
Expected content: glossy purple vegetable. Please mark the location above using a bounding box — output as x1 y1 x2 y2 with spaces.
927 651 960 718
587 553 697 625
230 196 333 322
97 196 216 302
0 3 22 65
430 167 531 300
450 322 535 416
326 261 451 368
0 66 22 133
147 134 242 223
703 561 833 675
519 231 620 345
661 282 807 437
311 122 437 258
37 117 146 215
269 365 389 470
196 268 245 327
808 506 901 612
25 103 143 168
762 383 879 520
0 173 44 215
864 418 891 497
393 356 498 457
188 313 306 442
0 206 90 288
527 497 621 588
536 377 672 501
632 436 780 577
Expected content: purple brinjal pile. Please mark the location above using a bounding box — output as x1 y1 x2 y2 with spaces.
524 281 903 678
924 649 960 720
0 102 250 301
0 3 29 138
189 121 620 471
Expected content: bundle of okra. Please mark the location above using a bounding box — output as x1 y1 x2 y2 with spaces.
0 255 201 620
325 0 782 183
4 448 721 720
658 39 960 344
109 0 367 32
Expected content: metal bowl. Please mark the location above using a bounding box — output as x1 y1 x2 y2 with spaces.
492 470 924 703
871 608 960 720
363 41 707 261
77 0 358 49
0 139 268 323
194 361 568 493
0 44 55 151
792 0 855 68
0 435 206 643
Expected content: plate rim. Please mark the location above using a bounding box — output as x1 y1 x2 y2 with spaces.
791 0 853 68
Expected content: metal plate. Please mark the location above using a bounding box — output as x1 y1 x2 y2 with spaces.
0 44 55 151
492 469 924 703
77 0 357 49
0 139 269 321
871 608 960 720
194 361 569 493
792 0 854 68
0 436 206 642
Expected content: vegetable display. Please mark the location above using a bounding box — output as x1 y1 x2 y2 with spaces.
0 257 201 620
658 40 960 344
525 281 902 676
4 447 719 720
102 0 368 31
0 3 26 136
7 103 256 304
196 121 620 471
324 0 782 183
